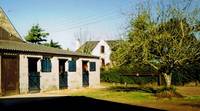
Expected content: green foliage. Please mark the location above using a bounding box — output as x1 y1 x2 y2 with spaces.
101 67 157 85
111 1 200 87
25 24 49 44
43 39 62 49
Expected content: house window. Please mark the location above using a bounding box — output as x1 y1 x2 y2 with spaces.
101 46 105 53
41 57 52 72
90 62 96 71
68 60 76 72
101 58 105 66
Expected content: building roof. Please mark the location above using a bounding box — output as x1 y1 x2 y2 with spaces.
0 7 22 40
76 40 121 54
0 40 99 58
76 41 99 54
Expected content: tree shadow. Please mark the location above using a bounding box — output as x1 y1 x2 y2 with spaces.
180 103 200 108
107 86 157 93
0 96 165 111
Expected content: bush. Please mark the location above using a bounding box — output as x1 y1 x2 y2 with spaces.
101 67 158 85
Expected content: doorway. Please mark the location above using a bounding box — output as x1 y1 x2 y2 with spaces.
59 59 68 89
1 55 19 96
82 61 89 87
28 58 40 93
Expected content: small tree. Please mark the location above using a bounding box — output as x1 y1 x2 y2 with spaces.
43 39 62 49
25 24 49 44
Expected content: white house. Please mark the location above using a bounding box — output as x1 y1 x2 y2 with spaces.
0 8 100 96
76 40 120 67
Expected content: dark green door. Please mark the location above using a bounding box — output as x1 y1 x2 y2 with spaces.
59 59 68 89
59 72 68 89
28 58 40 93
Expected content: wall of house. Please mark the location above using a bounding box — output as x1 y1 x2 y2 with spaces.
92 40 111 65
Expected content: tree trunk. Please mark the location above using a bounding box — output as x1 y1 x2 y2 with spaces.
163 73 172 87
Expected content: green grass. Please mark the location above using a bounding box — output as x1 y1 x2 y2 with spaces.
66 83 200 111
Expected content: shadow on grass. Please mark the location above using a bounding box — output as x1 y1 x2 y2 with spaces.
180 103 200 108
108 86 184 98
0 96 165 111
108 86 157 93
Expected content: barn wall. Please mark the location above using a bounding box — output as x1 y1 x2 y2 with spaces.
67 58 82 89
80 58 100 88
19 54 100 94
19 55 42 94
19 55 28 94
40 57 59 92
88 59 100 88
67 58 100 89
40 56 70 91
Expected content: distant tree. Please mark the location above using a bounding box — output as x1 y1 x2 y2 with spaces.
25 24 49 44
74 28 93 51
43 39 62 49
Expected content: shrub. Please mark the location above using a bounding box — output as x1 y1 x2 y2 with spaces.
101 67 158 84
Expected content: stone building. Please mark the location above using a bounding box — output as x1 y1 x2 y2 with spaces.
0 8 100 96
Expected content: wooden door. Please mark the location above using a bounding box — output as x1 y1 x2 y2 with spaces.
1 55 19 95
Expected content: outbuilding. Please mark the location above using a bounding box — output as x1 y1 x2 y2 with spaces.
0 8 100 96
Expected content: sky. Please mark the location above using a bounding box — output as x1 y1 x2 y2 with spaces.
1 0 199 50
0 0 135 50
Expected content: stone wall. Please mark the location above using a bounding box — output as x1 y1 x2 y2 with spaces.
19 55 29 94
19 54 100 94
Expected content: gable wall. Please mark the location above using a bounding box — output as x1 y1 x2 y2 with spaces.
91 40 111 65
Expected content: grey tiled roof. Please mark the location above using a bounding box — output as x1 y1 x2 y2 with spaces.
0 40 99 58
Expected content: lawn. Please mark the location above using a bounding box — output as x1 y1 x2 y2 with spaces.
65 83 200 111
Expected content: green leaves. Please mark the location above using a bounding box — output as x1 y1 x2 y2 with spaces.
25 24 49 44
25 24 62 49
111 0 200 86
43 39 62 49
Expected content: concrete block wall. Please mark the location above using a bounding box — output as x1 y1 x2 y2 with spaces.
19 54 29 94
67 58 82 89
19 55 61 93
88 59 100 88
80 58 101 88
19 54 100 94
40 57 59 92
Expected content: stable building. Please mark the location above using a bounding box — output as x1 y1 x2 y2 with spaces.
0 8 100 96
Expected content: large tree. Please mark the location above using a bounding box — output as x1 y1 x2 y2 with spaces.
25 24 49 44
111 0 200 87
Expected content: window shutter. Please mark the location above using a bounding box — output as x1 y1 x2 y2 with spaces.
68 60 76 72
41 57 52 72
90 62 96 71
